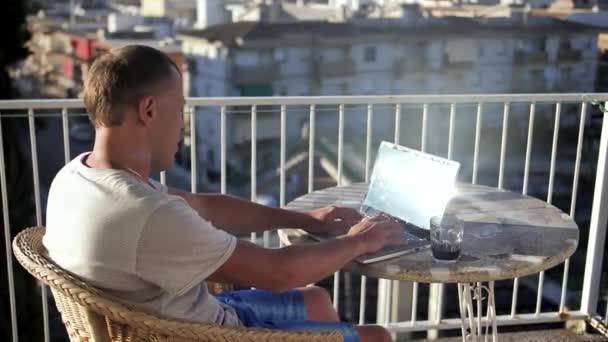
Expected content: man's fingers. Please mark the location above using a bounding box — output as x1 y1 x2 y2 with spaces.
329 207 362 221
377 219 403 230
368 214 390 223
341 216 360 227
332 220 353 233
340 207 363 220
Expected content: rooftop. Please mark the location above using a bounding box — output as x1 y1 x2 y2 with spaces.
178 16 598 46
95 37 182 53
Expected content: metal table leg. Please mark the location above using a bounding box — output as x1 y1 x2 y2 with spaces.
458 282 498 342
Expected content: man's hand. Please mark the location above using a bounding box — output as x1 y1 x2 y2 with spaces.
307 205 362 235
345 216 407 255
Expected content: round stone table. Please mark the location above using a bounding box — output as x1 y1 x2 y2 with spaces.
278 183 579 341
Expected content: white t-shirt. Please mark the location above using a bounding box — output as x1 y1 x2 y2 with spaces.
43 153 240 325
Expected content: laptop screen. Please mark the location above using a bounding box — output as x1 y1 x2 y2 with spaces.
360 141 460 230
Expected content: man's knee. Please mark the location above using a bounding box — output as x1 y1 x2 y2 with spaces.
355 325 392 342
299 286 338 321
308 286 332 304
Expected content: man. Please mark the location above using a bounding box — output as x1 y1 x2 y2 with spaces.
44 45 406 342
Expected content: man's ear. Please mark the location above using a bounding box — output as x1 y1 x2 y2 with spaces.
137 96 155 125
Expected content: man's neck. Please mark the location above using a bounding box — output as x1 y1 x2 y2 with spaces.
86 131 152 182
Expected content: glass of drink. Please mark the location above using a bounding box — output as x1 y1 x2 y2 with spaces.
430 215 464 262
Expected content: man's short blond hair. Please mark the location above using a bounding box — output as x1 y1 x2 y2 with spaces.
83 45 179 127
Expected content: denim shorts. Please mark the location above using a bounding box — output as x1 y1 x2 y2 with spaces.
215 289 360 342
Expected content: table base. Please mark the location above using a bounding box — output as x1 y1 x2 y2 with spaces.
458 282 498 342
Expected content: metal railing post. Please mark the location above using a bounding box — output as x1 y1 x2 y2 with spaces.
581 102 608 316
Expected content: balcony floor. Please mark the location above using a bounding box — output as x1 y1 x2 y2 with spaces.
421 329 607 341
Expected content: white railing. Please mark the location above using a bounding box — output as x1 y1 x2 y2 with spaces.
0 93 608 341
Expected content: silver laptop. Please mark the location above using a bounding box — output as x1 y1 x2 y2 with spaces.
309 141 461 264
356 141 461 263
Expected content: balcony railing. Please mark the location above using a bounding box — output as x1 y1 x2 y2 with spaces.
558 49 583 63
393 56 430 76
313 58 356 79
514 51 550 65
0 93 608 341
233 64 282 85
443 54 475 70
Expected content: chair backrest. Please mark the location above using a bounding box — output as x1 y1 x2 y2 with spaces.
12 226 112 341
12 226 342 342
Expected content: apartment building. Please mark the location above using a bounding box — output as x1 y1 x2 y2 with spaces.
177 16 598 188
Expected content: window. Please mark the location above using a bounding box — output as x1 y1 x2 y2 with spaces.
274 48 287 62
340 82 349 95
341 46 350 59
276 84 288 96
496 70 506 83
472 70 482 86
562 66 573 80
187 58 197 73
362 79 375 94
208 149 215 164
413 42 426 56
531 37 547 52
412 78 428 93
516 39 526 51
235 51 259 66
364 46 377 63
478 42 485 58
497 41 506 56
259 49 273 64
453 72 464 82
531 69 544 80
582 64 592 77
205 84 212 96
207 118 215 135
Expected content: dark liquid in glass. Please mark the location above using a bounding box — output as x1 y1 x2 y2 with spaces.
431 242 460 261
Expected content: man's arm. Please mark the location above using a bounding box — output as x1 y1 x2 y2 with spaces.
208 238 362 292
169 187 355 235
207 217 405 291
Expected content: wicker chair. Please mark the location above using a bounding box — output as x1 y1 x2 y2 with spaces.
13 226 342 342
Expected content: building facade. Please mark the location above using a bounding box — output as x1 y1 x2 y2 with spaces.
178 17 598 189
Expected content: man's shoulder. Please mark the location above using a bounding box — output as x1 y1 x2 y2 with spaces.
145 195 198 224
48 159 175 225
52 159 159 198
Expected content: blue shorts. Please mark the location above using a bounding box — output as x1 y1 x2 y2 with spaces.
216 289 360 342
